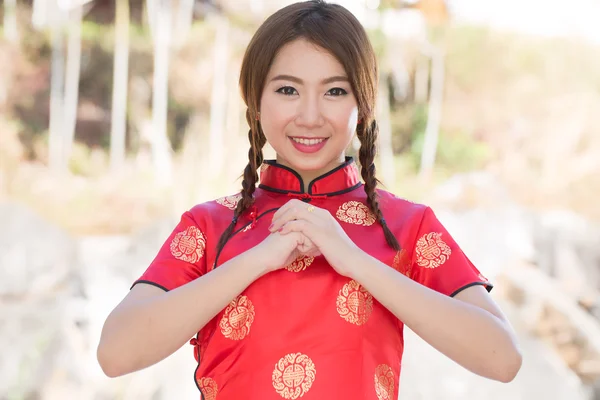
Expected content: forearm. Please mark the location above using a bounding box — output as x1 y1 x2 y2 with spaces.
99 248 265 377
350 249 520 382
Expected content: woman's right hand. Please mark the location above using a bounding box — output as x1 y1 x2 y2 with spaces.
253 231 320 274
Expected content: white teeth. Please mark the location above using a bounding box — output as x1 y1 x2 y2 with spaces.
291 138 325 145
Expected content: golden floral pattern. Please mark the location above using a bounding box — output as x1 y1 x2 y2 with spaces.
336 280 373 325
170 226 206 263
215 193 242 210
197 377 218 400
374 364 395 400
272 353 316 399
285 255 315 272
392 249 411 277
336 201 375 226
219 295 255 340
415 232 452 269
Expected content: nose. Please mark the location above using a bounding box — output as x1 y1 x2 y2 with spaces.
295 95 324 128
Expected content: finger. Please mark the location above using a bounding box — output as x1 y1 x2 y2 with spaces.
269 207 299 232
270 199 303 222
270 202 319 232
279 219 315 237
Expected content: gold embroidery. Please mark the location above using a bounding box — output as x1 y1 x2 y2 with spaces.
215 193 242 210
336 201 375 226
415 232 452 269
336 280 373 325
392 249 411 278
272 353 316 399
219 295 255 340
285 255 315 272
374 364 395 400
170 226 206 263
197 377 218 400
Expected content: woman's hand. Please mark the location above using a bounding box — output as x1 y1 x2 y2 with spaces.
268 199 360 277
253 230 321 275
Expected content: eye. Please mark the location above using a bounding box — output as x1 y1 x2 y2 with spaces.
275 86 298 96
327 87 348 96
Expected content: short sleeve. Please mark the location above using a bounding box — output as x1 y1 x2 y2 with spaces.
131 210 207 292
407 207 493 297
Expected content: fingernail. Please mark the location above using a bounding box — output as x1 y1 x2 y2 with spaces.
268 223 274 230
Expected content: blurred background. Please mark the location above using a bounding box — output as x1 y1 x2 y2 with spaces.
1 0 600 399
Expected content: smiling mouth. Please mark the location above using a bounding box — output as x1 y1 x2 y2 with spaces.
290 137 327 145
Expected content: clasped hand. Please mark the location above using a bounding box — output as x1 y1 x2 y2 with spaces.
263 199 359 277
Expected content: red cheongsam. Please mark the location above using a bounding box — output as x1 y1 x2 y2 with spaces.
132 157 493 400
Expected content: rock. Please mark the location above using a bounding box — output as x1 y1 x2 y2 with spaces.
0 202 78 297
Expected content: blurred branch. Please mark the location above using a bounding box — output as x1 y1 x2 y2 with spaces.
110 0 130 171
3 0 19 42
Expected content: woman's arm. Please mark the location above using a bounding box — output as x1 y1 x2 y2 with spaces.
349 249 522 383
97 247 266 378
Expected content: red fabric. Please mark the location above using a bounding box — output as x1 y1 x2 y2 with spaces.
132 158 492 400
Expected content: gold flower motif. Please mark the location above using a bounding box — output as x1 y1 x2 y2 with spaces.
285 255 315 272
197 377 218 400
415 232 452 269
215 193 243 210
392 249 411 278
374 364 395 400
336 280 373 325
170 226 206 263
272 353 316 399
336 201 375 226
219 295 255 340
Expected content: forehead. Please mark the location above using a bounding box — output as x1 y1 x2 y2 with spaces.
268 39 346 79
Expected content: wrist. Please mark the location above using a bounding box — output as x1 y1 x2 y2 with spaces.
338 243 365 280
245 245 271 278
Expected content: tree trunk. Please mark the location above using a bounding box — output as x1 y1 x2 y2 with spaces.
419 49 445 181
32 0 48 29
110 0 130 171
48 7 66 170
62 4 83 169
377 79 395 186
414 56 430 104
3 0 19 42
151 0 173 185
208 16 229 176
174 0 195 46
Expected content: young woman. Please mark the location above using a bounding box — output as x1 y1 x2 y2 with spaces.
97 1 522 399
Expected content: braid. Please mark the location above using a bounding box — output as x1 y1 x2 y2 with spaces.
357 120 401 251
215 110 266 256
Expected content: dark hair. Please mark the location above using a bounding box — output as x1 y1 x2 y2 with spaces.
216 0 400 255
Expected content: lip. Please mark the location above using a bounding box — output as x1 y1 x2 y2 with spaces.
288 136 328 154
288 136 328 140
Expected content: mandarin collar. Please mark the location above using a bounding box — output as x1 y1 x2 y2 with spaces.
258 157 362 196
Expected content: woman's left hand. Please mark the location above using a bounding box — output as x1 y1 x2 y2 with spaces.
268 199 360 278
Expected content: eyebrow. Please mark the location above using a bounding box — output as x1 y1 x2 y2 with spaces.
269 74 349 85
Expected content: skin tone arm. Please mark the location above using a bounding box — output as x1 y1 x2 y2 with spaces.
97 231 315 377
349 252 522 383
270 199 523 383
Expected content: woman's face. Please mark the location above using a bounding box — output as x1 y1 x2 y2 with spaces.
259 39 359 183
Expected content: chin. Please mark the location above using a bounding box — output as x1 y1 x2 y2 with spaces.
285 154 332 171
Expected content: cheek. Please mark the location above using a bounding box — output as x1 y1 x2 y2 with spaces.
331 104 359 133
260 94 295 132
